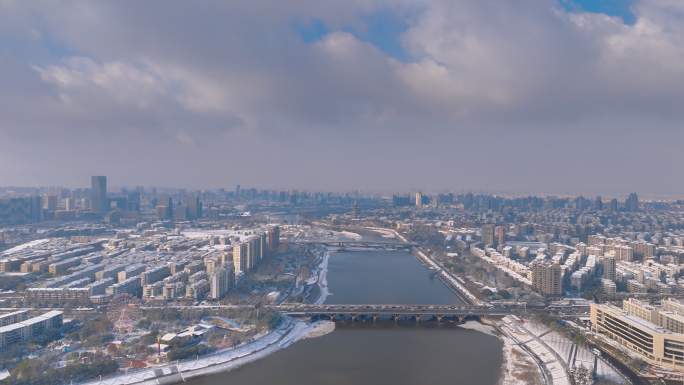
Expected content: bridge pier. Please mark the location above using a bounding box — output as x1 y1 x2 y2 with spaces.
351 314 357 323
436 315 443 323
415 315 421 323
372 314 378 323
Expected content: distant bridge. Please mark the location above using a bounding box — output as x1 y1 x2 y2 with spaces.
289 240 417 250
267 303 527 321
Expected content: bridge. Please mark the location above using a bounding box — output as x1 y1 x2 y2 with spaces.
289 240 416 250
267 303 529 321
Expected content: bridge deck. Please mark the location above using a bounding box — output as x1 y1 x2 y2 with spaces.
267 303 526 316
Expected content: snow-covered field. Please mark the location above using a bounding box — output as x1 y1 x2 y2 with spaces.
78 317 329 385
522 321 627 383
310 249 331 305
364 227 397 239
1 238 49 255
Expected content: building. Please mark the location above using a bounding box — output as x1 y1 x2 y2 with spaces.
531 261 562 296
233 242 248 274
143 281 164 298
87 277 115 296
187 194 202 220
0 311 63 350
48 257 81 275
625 192 640 212
602 255 616 281
106 277 142 297
601 279 616 296
591 302 684 369
415 192 423 208
141 265 170 285
186 279 209 300
209 265 234 300
42 195 57 211
268 226 280 252
260 233 268 260
495 225 506 247
0 310 29 327
24 288 90 306
0 196 42 225
118 264 145 282
482 224 495 247
91 176 108 215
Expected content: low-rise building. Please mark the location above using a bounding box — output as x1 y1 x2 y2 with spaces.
0 311 63 350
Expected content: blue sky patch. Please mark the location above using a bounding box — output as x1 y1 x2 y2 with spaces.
293 19 329 44
560 0 637 24
293 8 413 62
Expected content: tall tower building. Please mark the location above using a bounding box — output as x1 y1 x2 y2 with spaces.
415 192 423 208
625 192 639 212
495 225 506 247
268 226 280 252
210 265 234 300
602 255 616 281
90 176 108 214
187 194 202 219
482 224 495 246
531 261 562 296
233 242 248 274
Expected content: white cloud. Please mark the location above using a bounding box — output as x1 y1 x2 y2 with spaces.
1 0 684 192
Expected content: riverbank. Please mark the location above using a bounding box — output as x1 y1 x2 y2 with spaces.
78 317 335 385
364 226 482 305
77 243 338 385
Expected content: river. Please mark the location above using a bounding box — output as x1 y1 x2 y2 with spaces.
187 249 504 385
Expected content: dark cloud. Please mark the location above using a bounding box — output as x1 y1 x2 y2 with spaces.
0 0 683 195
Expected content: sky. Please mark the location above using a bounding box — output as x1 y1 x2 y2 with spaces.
1 0 683 196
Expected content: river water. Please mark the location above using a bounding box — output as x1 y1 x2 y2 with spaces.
188 249 503 385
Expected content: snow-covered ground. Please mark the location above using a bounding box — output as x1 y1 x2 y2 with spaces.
522 321 627 384
460 320 497 336
78 317 329 385
1 238 49 255
499 316 570 385
300 320 335 340
337 231 362 241
310 249 331 305
364 227 397 239
499 317 628 385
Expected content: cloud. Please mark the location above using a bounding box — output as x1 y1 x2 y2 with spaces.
0 0 683 193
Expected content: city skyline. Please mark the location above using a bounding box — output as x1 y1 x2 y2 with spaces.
2 1 684 194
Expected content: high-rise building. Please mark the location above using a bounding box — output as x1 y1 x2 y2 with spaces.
174 203 188 221
609 198 619 212
210 265 234 300
602 255 616 281
531 261 562 296
415 192 423 208
495 225 506 246
259 233 268 260
268 226 280 252
625 192 639 212
64 197 75 211
42 195 58 211
0 196 42 224
187 194 202 219
156 195 173 220
233 242 248 274
90 176 108 214
482 224 495 246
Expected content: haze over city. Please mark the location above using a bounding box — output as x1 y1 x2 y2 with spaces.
4 2 684 385
2 0 683 194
